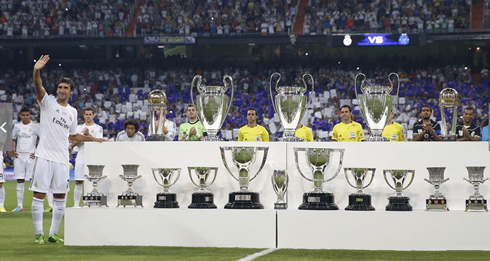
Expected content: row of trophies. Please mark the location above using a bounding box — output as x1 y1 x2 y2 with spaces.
82 146 488 212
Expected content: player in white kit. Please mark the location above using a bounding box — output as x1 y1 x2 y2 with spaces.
0 151 5 212
12 106 40 212
71 107 103 208
31 55 106 245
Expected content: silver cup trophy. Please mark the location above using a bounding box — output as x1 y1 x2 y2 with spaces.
153 168 181 208
439 88 460 141
117 164 143 207
147 89 168 141
272 170 289 209
191 75 234 141
464 166 489 212
188 167 218 208
220 146 269 209
383 169 415 211
425 167 450 211
344 168 376 211
83 165 108 207
269 73 313 141
294 148 345 210
355 72 399 141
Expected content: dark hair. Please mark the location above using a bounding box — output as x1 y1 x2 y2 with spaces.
124 119 140 130
83 107 95 114
20 106 30 114
464 107 475 114
422 104 432 113
187 104 195 110
56 77 75 91
247 107 258 116
341 105 351 112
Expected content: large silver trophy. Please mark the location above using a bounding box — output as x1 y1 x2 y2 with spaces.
117 164 143 207
220 146 269 209
147 90 168 141
188 167 218 209
82 165 108 207
344 168 376 211
153 168 181 208
383 169 415 211
464 166 489 211
269 73 313 141
439 88 460 141
294 148 345 210
191 75 234 141
355 72 399 141
425 167 450 211
272 170 289 209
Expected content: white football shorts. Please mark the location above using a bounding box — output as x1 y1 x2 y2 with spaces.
14 153 35 180
29 157 70 194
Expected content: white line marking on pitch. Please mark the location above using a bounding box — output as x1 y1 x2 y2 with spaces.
237 248 277 261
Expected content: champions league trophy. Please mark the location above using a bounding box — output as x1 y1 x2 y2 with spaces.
271 170 289 209
439 88 460 141
191 74 234 141
188 167 218 208
344 168 376 211
220 146 269 209
294 148 345 210
147 90 168 141
117 164 143 207
82 165 108 207
355 72 399 141
425 167 450 211
383 170 415 211
269 73 313 142
153 168 181 208
464 166 489 212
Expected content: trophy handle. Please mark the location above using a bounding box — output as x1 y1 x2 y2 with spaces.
344 168 357 189
388 72 400 96
441 177 450 184
423 178 433 184
383 171 396 190
293 147 313 182
219 147 239 181
440 105 447 136
190 75 202 119
206 167 219 187
403 170 415 190
166 168 180 187
152 171 164 187
188 167 200 187
222 75 234 127
249 147 269 182
362 168 376 189
325 149 345 182
354 73 367 121
302 73 314 107
269 72 281 113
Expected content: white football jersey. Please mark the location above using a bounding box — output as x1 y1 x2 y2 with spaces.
116 131 146 142
12 121 40 153
75 123 103 164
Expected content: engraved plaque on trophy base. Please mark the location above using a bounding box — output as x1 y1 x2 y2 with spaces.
345 194 375 211
117 195 143 207
386 196 412 211
154 193 180 208
146 135 167 141
224 191 264 209
426 198 449 211
274 203 287 209
83 195 108 207
299 192 339 210
188 192 217 209
441 135 457 141
465 199 489 212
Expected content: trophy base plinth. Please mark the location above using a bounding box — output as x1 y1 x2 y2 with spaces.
154 193 180 208
367 135 390 142
274 203 288 209
203 136 222 141
278 137 304 142
83 195 108 207
188 192 217 209
146 135 167 141
386 196 412 211
426 198 449 211
224 191 264 209
299 192 339 210
345 194 375 211
465 199 488 212
441 135 458 141
117 195 143 207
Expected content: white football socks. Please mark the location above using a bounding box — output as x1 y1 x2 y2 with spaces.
32 197 44 235
17 182 25 208
0 186 5 207
49 199 66 236
74 183 83 207
46 190 54 207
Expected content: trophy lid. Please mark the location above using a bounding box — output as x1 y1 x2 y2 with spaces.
439 88 459 107
148 90 167 106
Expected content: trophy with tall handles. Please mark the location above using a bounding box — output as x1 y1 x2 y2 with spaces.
146 89 168 141
439 88 460 141
464 166 489 211
269 73 313 141
272 170 289 209
220 146 269 209
355 72 399 141
294 148 345 210
425 167 450 211
344 168 376 211
117 164 143 207
383 169 415 211
188 167 218 209
191 74 234 141
153 168 181 208
83 165 108 207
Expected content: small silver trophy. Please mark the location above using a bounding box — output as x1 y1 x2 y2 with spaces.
425 167 450 211
344 168 376 211
269 73 313 142
383 169 415 211
271 170 289 209
147 89 168 141
464 166 489 212
439 88 460 141
294 148 345 210
83 165 108 207
153 168 181 208
220 146 269 209
117 164 143 207
191 74 234 141
355 72 399 141
188 167 218 209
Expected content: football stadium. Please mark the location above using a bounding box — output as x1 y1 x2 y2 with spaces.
1 0 490 260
